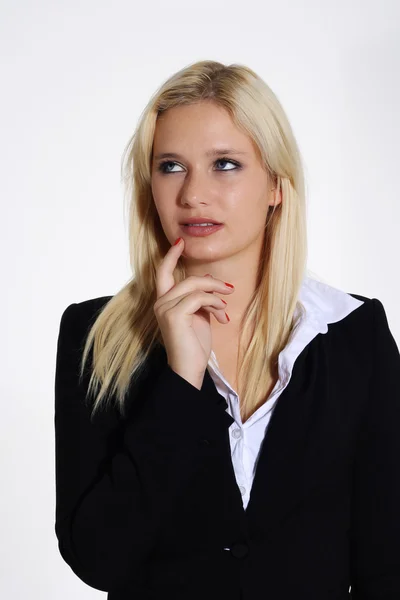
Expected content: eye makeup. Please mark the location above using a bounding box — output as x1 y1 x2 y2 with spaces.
157 157 242 174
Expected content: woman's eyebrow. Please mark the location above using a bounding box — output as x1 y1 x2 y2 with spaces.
153 148 249 160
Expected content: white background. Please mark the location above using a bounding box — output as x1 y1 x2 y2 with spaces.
1 0 399 597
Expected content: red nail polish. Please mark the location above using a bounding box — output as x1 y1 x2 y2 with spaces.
174 237 182 246
225 312 230 321
224 282 234 288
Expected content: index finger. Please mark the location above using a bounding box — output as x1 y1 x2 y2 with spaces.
155 237 184 300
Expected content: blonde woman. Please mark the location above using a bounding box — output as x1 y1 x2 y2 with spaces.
54 60 400 599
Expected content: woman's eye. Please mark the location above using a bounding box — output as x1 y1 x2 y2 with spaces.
158 158 240 174
214 159 238 171
158 161 183 174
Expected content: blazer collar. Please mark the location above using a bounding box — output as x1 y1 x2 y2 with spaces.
201 342 317 535
242 338 321 536
202 275 365 536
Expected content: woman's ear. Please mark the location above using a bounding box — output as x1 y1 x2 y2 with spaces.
269 185 282 207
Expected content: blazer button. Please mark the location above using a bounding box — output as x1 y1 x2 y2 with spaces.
230 542 249 558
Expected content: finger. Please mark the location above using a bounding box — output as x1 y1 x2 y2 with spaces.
165 291 229 325
154 272 234 315
200 305 230 323
156 238 184 300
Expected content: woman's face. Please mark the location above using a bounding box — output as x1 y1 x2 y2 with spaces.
151 101 279 263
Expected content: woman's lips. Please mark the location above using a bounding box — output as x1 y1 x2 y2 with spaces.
180 223 224 237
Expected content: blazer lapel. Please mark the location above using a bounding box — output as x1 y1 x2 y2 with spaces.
148 336 325 539
243 335 323 538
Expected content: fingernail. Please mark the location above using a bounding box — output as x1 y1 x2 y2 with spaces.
174 237 182 246
224 282 234 288
221 299 227 305
225 312 230 321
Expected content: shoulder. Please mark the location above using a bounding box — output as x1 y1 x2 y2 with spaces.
346 292 392 332
346 292 373 326
329 291 398 360
57 295 113 345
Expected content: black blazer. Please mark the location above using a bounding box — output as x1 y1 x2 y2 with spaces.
54 293 400 600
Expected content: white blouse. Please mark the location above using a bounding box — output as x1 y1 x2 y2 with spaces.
206 275 365 510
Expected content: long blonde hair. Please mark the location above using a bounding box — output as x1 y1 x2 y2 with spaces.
79 59 308 423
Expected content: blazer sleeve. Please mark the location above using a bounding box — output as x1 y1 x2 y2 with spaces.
54 302 232 593
349 298 400 599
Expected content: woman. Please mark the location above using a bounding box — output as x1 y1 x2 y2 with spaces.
54 60 400 599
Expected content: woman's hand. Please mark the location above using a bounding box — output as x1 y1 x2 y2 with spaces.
153 237 235 389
